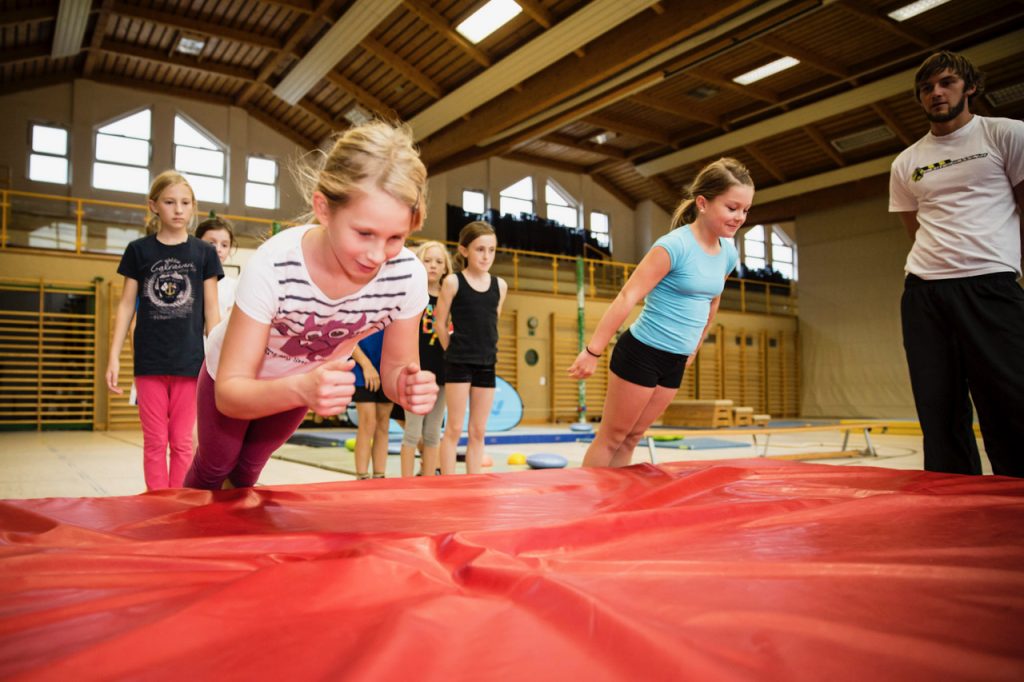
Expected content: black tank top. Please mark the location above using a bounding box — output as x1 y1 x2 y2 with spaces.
447 272 499 366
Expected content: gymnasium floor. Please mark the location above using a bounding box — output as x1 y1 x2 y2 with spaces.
0 424 993 499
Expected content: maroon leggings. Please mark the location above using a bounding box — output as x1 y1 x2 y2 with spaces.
184 365 309 490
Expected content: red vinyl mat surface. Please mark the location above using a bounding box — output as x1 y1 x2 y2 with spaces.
2 459 1023 681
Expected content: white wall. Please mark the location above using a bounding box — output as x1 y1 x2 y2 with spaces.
1 79 310 225
797 194 916 418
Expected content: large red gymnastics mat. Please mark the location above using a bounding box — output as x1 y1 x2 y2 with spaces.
2 460 1023 681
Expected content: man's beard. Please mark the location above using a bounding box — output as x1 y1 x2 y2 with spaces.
925 94 968 123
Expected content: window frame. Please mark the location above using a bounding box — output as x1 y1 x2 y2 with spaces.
245 155 279 210
588 210 611 250
499 176 535 217
173 113 228 205
91 107 152 196
27 122 71 186
544 179 579 229
462 188 487 215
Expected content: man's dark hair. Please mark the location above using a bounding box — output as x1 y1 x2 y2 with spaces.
913 51 985 104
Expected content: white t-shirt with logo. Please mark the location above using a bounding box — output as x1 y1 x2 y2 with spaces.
889 115 1024 279
204 224 427 380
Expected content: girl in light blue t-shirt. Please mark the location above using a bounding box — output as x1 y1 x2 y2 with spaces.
568 158 753 468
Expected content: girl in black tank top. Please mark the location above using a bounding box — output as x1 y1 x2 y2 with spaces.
434 222 507 476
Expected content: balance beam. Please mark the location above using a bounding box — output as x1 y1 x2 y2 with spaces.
644 421 895 463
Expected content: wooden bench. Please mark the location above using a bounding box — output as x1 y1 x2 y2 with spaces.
660 399 734 428
643 421 895 463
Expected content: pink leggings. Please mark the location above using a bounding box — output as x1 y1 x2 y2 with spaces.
134 374 198 490
184 365 309 490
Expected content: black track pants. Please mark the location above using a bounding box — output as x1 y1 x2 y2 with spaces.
901 272 1024 477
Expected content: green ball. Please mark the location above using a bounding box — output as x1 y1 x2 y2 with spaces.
345 437 356 451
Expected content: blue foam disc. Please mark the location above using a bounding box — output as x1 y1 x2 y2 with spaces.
526 453 568 469
569 422 593 432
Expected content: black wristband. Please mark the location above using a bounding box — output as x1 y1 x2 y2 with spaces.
584 346 601 358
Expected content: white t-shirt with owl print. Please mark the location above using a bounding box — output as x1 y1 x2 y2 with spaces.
204 224 427 381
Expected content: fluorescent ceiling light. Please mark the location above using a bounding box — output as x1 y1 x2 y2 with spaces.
51 0 90 58
887 0 952 22
343 104 372 126
456 0 523 44
733 56 800 85
175 34 207 56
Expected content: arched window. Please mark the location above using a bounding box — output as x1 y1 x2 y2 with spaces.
743 224 765 271
545 180 578 228
499 177 533 217
92 108 151 195
174 115 226 204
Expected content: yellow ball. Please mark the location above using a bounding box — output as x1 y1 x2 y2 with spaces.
507 453 527 465
345 437 356 451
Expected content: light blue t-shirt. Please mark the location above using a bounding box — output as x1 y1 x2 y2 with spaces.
629 226 739 355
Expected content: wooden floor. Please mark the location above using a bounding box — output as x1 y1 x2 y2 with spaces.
0 426 993 500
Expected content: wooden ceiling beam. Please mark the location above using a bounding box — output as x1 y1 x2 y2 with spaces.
583 114 673 147
325 71 397 119
517 0 554 28
501 152 587 175
689 67 780 104
419 0 757 167
0 4 57 28
110 1 282 51
82 0 115 78
649 174 680 203
298 98 338 131
631 92 725 128
98 41 259 82
590 173 637 210
361 36 443 99
544 133 629 160
802 125 845 167
92 72 235 107
402 0 491 68
0 44 51 65
244 104 318 148
585 158 625 175
744 142 786 183
236 3 334 107
870 101 915 146
754 35 853 80
260 0 317 13
837 0 932 48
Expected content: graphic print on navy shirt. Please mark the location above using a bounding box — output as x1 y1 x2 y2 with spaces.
142 257 198 319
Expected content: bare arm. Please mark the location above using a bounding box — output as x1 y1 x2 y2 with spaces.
351 344 380 391
897 211 919 241
214 308 355 420
496 277 508 317
203 277 220 335
568 247 671 379
105 278 139 393
380 314 438 415
688 288 723 368
433 274 458 351
1014 181 1023 251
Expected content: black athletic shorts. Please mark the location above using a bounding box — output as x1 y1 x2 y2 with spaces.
352 386 390 403
609 328 688 389
444 361 496 388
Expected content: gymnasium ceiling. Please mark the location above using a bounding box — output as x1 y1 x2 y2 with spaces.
3 0 1023 219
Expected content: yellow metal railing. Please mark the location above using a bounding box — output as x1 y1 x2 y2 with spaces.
3 190 797 316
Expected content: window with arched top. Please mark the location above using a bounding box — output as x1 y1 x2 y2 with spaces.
499 177 534 217
174 114 226 205
545 180 578 228
92 108 151 195
743 224 766 271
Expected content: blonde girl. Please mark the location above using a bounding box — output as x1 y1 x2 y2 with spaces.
569 158 752 467
398 240 453 476
435 222 508 475
184 121 438 490
106 171 223 489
